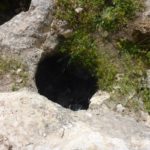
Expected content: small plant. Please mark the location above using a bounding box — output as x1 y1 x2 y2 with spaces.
0 56 28 91
59 30 98 72
55 0 142 90
111 62 149 112
57 29 116 90
117 39 141 55
100 0 141 31
115 53 144 93
56 0 104 31
56 0 141 32
55 0 150 113
96 53 117 90
117 38 150 65
140 88 150 113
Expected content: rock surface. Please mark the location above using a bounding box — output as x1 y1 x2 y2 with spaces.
146 69 150 89
0 90 150 150
89 90 110 109
0 0 150 150
0 0 57 89
133 0 150 47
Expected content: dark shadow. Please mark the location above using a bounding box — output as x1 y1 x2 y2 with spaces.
35 53 98 111
0 0 31 25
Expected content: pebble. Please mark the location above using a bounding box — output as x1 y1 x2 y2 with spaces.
116 104 125 113
75 7 83 13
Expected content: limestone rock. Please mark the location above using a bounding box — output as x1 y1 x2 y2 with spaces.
0 90 150 150
51 19 73 38
89 90 110 109
133 0 150 48
116 104 125 113
146 69 150 89
75 7 83 13
0 0 57 89
139 111 150 127
142 69 150 89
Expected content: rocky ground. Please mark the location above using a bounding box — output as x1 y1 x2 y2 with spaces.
0 0 150 149
0 90 150 150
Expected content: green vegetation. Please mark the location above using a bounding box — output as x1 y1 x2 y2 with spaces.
115 38 150 112
58 30 116 90
113 38 150 112
56 0 141 32
56 0 150 112
109 52 146 112
117 38 150 64
56 0 104 31
0 56 28 91
59 31 98 72
101 0 141 31
56 0 141 89
141 88 150 113
116 54 144 94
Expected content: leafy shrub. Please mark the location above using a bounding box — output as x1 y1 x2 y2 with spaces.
56 0 141 90
117 39 141 54
119 54 144 93
100 0 141 31
59 30 98 72
56 0 105 31
96 53 117 90
58 30 116 90
56 0 141 32
117 38 150 65
0 56 28 91
141 88 150 113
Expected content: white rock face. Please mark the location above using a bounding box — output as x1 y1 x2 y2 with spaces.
116 104 125 113
0 1 150 149
0 0 57 89
0 0 55 53
143 0 150 19
146 69 150 89
89 90 110 109
75 7 83 13
0 90 150 150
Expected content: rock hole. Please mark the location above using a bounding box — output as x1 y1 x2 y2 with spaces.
35 53 98 111
0 0 31 25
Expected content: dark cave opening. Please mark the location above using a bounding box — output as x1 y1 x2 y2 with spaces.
35 53 98 111
0 0 31 25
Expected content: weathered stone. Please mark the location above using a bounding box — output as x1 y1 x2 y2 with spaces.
51 19 73 38
139 111 150 127
75 7 83 13
89 90 110 109
0 90 150 150
0 0 57 90
133 0 150 48
146 69 150 89
60 29 73 38
0 1 150 149
116 104 125 113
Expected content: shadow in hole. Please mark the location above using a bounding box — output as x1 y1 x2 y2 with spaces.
0 0 31 25
35 53 98 111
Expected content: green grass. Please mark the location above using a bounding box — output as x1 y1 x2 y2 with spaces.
55 0 150 112
56 0 141 90
0 56 28 91
100 0 141 31
56 0 141 32
117 38 150 64
56 0 105 31
141 89 150 113
57 29 117 90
